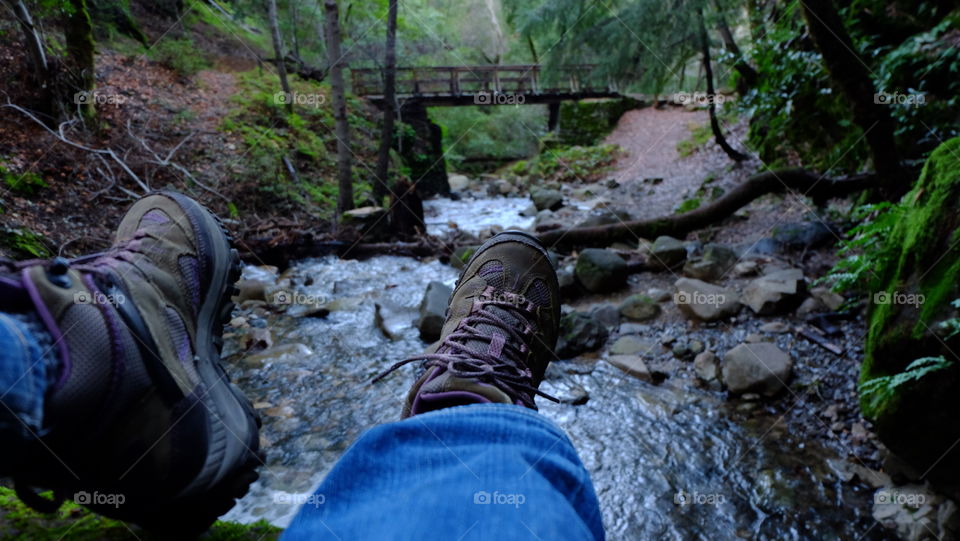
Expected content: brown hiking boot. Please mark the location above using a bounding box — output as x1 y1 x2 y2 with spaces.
375 231 561 417
0 192 261 534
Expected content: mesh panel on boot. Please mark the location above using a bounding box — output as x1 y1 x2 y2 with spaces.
478 260 505 289
178 255 201 310
51 304 114 415
524 278 550 307
164 307 198 383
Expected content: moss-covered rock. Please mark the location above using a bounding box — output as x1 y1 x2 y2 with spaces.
860 137 960 481
555 97 643 147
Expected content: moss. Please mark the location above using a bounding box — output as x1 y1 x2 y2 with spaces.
0 486 281 540
556 98 643 146
1 165 48 195
0 228 51 258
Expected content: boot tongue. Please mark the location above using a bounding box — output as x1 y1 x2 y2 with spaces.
444 288 529 363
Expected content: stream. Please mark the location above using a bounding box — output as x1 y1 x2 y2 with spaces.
220 195 884 540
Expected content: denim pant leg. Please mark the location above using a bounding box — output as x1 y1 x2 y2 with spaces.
283 403 604 541
0 312 54 463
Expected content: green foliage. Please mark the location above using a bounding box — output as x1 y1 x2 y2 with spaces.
531 144 621 184
1 165 48 195
0 228 51 258
149 38 210 77
818 202 902 293
674 197 701 214
860 356 954 418
430 105 547 171
0 485 281 540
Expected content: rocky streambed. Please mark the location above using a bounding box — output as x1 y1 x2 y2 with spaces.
219 191 951 540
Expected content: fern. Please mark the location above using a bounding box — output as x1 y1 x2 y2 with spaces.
861 356 954 415
817 202 902 293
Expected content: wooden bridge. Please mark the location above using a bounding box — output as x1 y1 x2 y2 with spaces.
351 64 621 107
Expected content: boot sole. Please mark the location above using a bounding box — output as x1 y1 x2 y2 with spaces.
137 192 264 534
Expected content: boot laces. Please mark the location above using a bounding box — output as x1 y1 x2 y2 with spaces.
373 286 557 408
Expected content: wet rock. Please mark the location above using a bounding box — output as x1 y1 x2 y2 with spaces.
759 321 790 333
660 333 677 345
693 352 721 386
341 206 387 235
519 203 538 217
742 268 805 315
488 179 515 196
448 174 470 192
672 342 693 360
646 287 672 302
619 322 645 335
722 342 793 396
606 355 652 381
450 245 480 269
810 286 845 311
557 265 579 298
590 303 621 328
682 243 738 282
417 281 452 342
530 187 564 211
558 385 590 406
577 208 632 227
575 248 627 293
609 335 658 356
619 294 661 322
651 236 687 269
871 485 958 541
242 327 273 351
772 221 838 250
234 279 270 303
556 312 608 358
673 278 741 321
796 297 823 316
732 260 760 277
745 333 767 343
241 342 314 369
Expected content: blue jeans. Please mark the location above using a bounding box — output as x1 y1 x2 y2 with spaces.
0 314 604 539
283 404 604 541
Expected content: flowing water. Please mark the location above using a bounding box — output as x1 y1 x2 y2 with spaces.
220 196 882 539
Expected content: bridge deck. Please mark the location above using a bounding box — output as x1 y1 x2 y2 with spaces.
351 65 621 106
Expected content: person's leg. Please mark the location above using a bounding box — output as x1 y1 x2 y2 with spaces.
0 192 262 533
285 231 605 540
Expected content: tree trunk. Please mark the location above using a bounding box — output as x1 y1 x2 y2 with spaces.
799 0 907 200
714 3 758 93
537 169 874 248
289 0 301 59
698 10 748 162
373 0 397 206
324 0 353 217
65 0 96 124
5 0 48 75
267 0 292 114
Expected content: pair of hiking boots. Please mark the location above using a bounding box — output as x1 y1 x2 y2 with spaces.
0 193 560 533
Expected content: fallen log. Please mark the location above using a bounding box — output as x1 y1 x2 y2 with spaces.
537 168 874 249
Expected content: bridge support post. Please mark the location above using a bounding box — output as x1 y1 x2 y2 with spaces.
397 101 449 198
547 102 561 132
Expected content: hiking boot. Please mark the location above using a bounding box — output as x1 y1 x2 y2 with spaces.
375 231 561 417
0 192 262 533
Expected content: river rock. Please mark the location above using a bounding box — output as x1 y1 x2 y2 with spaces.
871 485 957 541
619 294 661 321
417 281 452 342
810 286 845 311
732 260 760 277
646 287 672 302
530 187 564 211
693 352 720 386
607 355 652 381
577 208 632 227
772 221 838 250
448 174 470 192
759 321 790 333
722 342 793 396
234 279 270 303
673 278 741 321
682 243 738 282
742 268 805 315
609 335 658 356
519 203 538 217
590 303 621 328
557 265 579 298
651 235 687 268
575 248 627 293
556 312 608 358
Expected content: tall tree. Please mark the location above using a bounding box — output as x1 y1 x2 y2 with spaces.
373 0 398 206
698 9 747 162
4 0 48 76
267 0 292 114
799 0 907 199
65 0 96 124
324 0 353 217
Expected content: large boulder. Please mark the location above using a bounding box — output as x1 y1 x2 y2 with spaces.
861 137 960 482
682 243 738 282
575 248 627 293
556 312 609 358
741 268 805 315
416 281 452 341
722 342 793 396
651 236 687 269
673 278 741 321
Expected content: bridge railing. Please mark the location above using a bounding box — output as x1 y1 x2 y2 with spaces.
351 65 614 98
